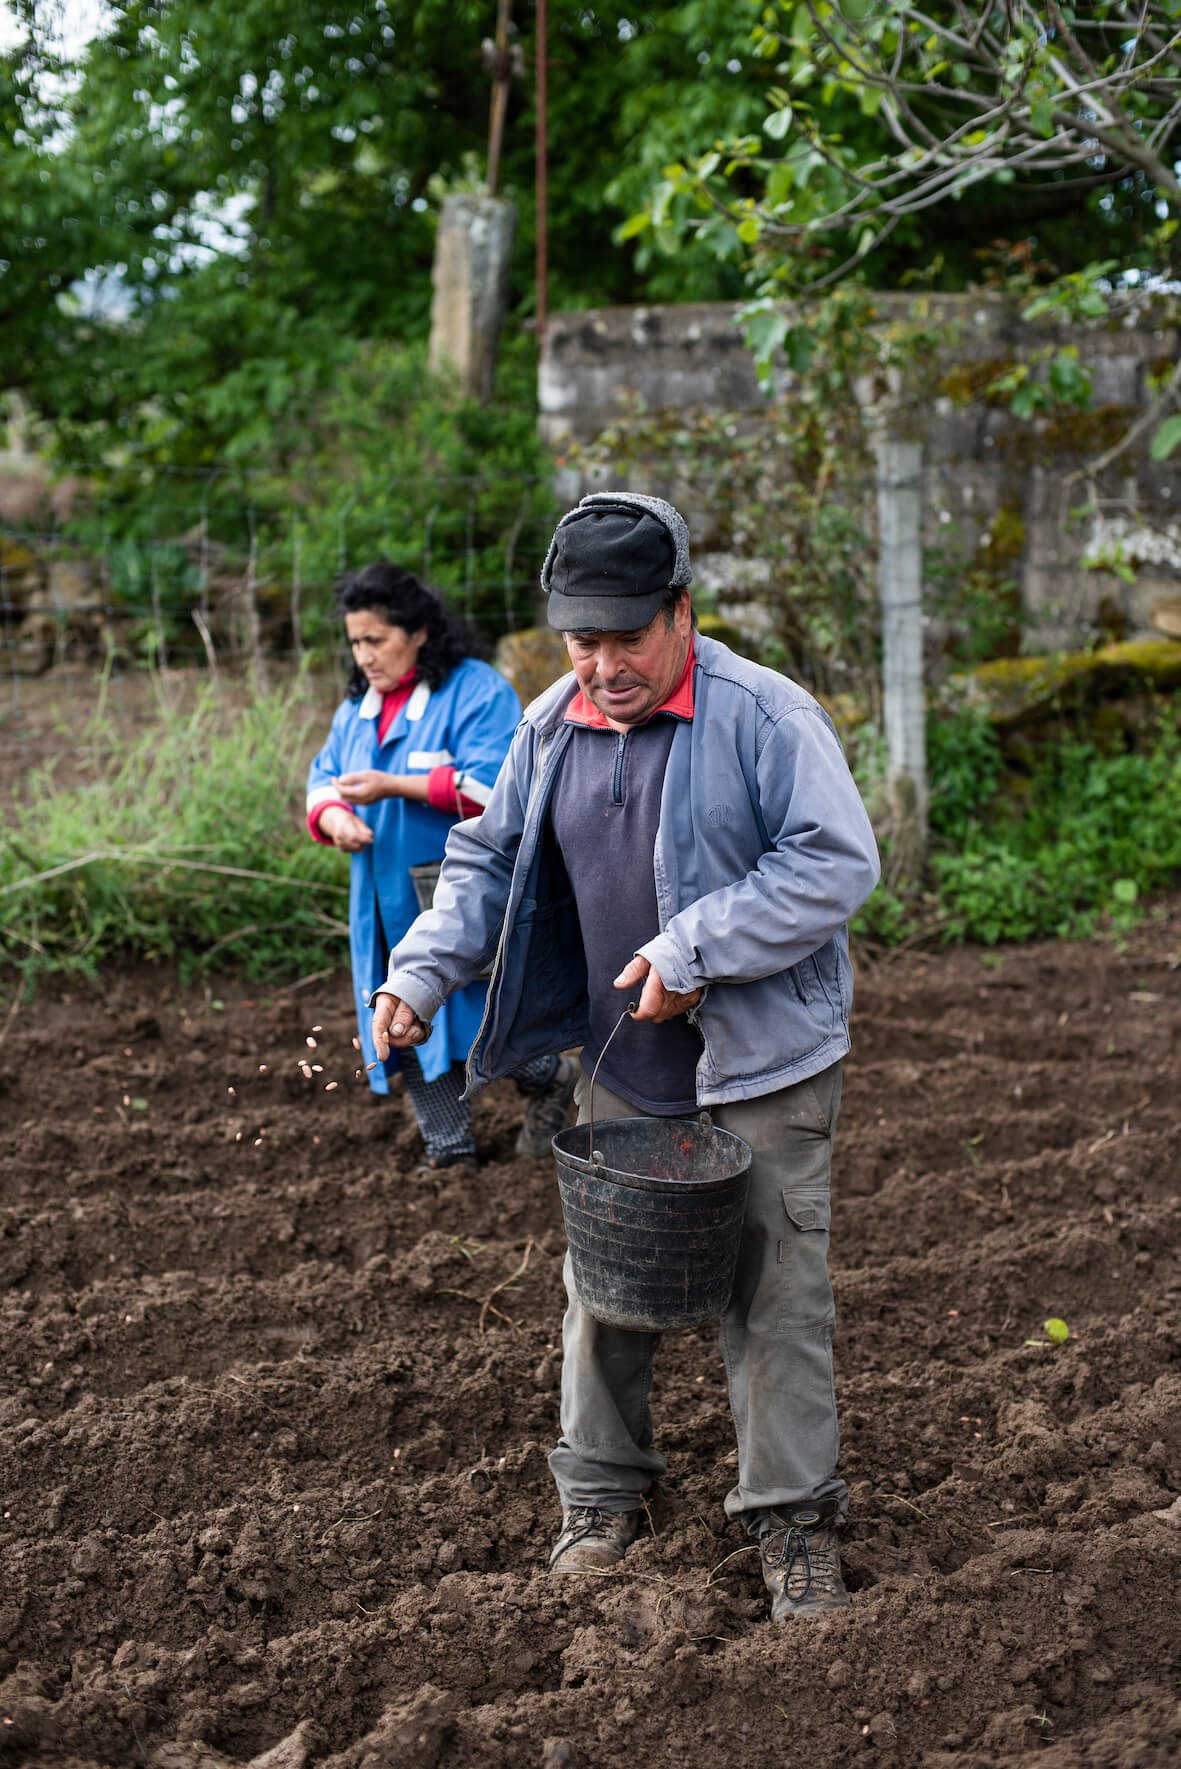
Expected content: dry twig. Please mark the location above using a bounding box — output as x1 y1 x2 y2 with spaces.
478 1237 535 1335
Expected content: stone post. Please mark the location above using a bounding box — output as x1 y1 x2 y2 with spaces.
428 194 516 403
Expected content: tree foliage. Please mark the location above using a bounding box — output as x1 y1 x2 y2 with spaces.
638 2 1180 294
0 0 780 471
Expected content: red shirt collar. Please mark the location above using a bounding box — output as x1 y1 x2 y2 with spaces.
564 637 696 730
376 669 420 742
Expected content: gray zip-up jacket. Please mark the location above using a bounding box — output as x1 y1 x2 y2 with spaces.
381 633 881 1107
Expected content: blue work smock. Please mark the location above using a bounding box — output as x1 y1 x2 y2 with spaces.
307 659 522 1091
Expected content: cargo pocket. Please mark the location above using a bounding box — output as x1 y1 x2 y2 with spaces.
775 1189 834 1331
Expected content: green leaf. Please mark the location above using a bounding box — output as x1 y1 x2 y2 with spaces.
743 304 789 366
1047 351 1092 406
1029 96 1055 137
763 105 793 141
615 210 652 242
1112 878 1139 904
1150 414 1181 461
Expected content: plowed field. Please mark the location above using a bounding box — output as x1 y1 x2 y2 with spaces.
2 906 1179 1768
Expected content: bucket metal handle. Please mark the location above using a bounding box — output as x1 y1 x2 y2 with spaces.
587 1003 636 1167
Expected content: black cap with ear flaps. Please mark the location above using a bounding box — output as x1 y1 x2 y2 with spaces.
542 493 692 632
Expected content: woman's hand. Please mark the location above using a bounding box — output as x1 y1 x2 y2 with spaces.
318 805 374 852
334 769 396 805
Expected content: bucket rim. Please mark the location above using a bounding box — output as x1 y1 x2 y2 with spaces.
552 1114 753 1192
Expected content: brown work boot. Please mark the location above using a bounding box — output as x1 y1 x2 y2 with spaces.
548 1506 640 1574
758 1506 850 1620
516 1053 579 1157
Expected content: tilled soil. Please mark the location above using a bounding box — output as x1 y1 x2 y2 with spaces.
1 909 1179 1769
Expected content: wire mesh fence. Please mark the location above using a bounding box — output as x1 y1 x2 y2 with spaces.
0 467 565 692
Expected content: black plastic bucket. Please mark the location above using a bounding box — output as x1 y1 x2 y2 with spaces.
551 1111 753 1332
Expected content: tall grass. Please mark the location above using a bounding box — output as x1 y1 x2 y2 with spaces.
0 679 350 984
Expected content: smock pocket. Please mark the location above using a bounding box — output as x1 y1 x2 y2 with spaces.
775 1188 834 1331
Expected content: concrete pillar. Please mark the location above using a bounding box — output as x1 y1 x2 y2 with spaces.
876 435 927 872
428 194 516 403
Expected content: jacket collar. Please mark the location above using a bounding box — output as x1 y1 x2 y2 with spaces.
358 672 431 723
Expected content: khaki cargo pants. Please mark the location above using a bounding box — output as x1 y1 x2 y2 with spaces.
548 1061 846 1528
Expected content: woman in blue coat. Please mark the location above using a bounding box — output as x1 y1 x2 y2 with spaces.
307 562 576 1169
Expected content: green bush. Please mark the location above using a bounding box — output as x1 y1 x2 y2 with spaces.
931 717 1181 942
855 706 1181 946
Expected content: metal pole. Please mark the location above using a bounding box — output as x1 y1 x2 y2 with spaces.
535 0 548 345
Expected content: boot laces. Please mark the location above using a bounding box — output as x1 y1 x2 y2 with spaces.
762 1521 840 1598
562 1505 611 1546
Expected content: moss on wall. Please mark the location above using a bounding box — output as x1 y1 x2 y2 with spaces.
954 637 1181 731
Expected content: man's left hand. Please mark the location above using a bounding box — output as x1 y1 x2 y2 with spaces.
614 954 702 1023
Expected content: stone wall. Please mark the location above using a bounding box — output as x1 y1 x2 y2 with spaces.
539 294 1181 652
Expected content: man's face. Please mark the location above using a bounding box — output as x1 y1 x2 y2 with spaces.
564 596 693 731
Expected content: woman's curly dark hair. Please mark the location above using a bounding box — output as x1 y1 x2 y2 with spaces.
337 562 487 696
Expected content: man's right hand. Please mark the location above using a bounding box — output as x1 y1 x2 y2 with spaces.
372 991 431 1060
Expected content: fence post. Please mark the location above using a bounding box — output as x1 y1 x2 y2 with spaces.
876 434 926 879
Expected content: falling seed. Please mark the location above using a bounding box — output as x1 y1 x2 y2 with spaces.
355 1070 363 1080
312 1063 323 1073
253 1137 264 1147
258 1064 268 1074
351 1037 361 1051
122 1094 130 1106
393 1449 401 1459
305 1036 318 1049
227 1086 236 1097
235 1132 242 1142
312 1135 320 1145
365 1061 380 1072
324 1081 339 1092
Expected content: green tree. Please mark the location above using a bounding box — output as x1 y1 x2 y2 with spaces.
636 1 1180 296
0 0 788 462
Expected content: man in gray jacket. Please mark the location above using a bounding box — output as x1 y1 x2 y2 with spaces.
373 493 880 1621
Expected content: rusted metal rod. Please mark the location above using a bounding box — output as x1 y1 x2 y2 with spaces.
486 0 513 198
535 0 548 344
